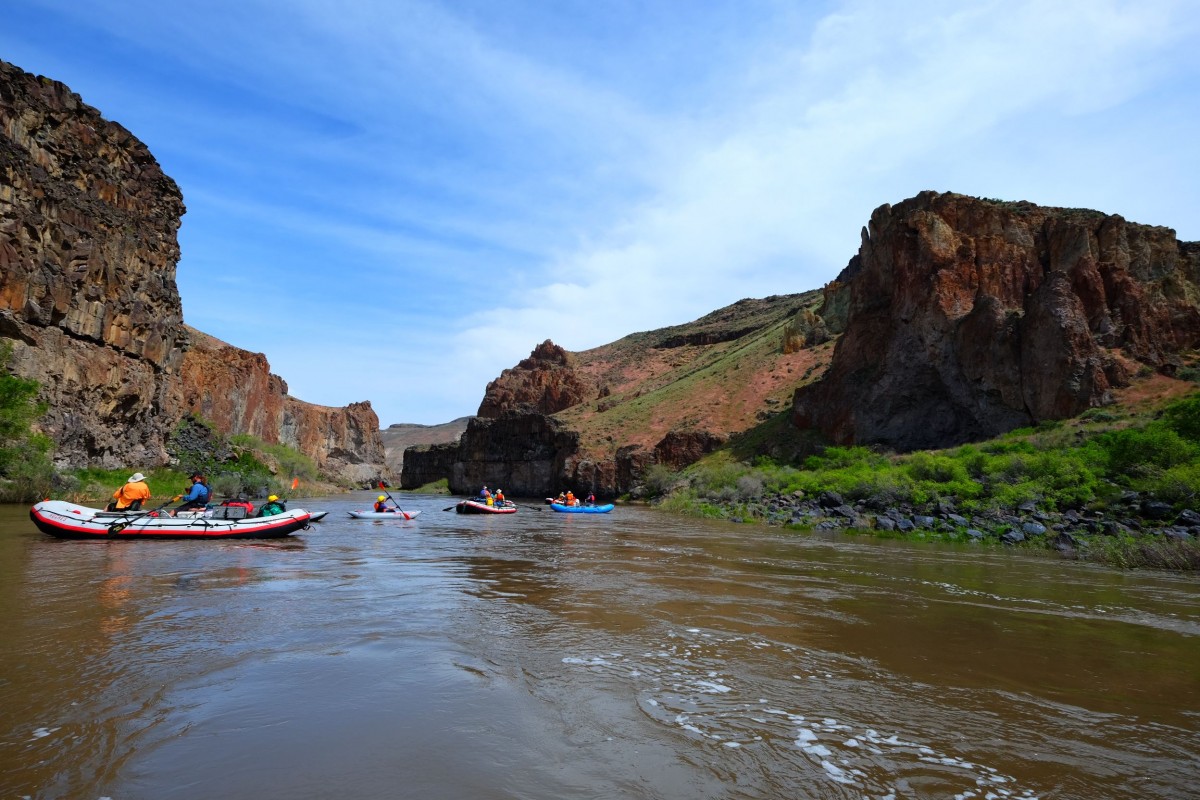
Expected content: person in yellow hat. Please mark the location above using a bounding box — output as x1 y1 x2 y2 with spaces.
256 494 287 517
374 494 395 513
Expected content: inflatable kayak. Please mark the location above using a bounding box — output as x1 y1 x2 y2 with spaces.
550 503 614 514
347 509 422 520
456 499 517 514
30 500 312 540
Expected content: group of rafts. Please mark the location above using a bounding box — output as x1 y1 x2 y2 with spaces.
29 491 610 540
453 495 614 514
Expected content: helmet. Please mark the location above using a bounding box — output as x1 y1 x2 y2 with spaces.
378 495 386 501
268 495 279 502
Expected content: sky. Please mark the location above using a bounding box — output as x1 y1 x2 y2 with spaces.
4 0 1199 426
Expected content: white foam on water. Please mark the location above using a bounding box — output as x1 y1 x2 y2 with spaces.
695 680 731 694
561 656 610 666
724 741 741 748
821 759 855 784
30 727 56 740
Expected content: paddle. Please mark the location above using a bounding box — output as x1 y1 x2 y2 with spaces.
378 482 412 520
107 500 174 536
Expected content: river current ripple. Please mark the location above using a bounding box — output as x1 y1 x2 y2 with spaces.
1 493 1197 799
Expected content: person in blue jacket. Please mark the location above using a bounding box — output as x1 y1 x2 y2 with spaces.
172 473 211 515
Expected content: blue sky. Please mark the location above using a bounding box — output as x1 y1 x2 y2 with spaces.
5 1 1199 426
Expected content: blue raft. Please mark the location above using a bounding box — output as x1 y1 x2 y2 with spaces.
550 503 614 514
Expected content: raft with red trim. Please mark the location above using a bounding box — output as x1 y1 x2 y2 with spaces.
455 499 517 514
29 500 312 540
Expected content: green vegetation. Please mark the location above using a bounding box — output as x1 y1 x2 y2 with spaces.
646 393 1200 570
0 343 54 503
413 478 450 494
65 466 195 507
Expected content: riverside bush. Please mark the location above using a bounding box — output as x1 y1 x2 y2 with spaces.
0 344 54 502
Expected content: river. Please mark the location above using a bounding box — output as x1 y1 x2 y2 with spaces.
1 493 1197 799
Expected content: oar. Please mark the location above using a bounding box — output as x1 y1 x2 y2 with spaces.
378 482 413 520
107 500 174 536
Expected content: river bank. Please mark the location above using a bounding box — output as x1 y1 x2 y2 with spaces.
699 486 1200 570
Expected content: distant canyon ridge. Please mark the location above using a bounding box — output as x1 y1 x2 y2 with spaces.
3 59 1198 495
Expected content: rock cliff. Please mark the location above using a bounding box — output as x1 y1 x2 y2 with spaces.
476 340 594 418
0 59 187 468
0 59 384 480
181 328 383 481
793 191 1200 449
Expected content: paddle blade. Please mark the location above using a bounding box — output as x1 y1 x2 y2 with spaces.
291 477 299 490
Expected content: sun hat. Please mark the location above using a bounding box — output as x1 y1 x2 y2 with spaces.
128 473 145 483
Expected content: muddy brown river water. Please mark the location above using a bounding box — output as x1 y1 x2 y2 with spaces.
1 493 1198 799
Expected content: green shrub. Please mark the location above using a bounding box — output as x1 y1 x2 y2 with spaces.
0 343 55 502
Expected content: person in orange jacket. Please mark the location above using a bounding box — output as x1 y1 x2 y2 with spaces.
109 472 151 511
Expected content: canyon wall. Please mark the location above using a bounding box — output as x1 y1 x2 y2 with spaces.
793 191 1200 450
0 60 188 468
181 329 383 482
0 60 383 480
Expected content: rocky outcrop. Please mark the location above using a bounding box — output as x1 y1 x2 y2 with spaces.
793 192 1200 450
380 417 469 478
0 59 188 468
0 59 384 479
399 441 459 490
181 328 383 482
450 414 580 496
477 340 593 418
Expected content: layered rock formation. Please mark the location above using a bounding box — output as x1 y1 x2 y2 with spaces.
181 329 383 482
0 59 384 480
476 340 593 418
793 191 1200 449
0 60 188 467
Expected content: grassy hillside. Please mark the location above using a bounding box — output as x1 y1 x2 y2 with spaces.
555 291 831 457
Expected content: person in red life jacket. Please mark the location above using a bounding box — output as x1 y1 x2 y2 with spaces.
495 488 505 506
374 495 395 513
586 492 596 506
172 473 211 515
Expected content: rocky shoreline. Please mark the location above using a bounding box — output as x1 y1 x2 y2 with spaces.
727 489 1200 555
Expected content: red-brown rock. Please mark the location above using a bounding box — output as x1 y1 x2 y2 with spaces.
477 340 594 418
793 192 1200 450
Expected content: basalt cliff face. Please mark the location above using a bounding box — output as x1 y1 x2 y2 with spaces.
793 192 1200 450
0 60 187 467
0 60 383 480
